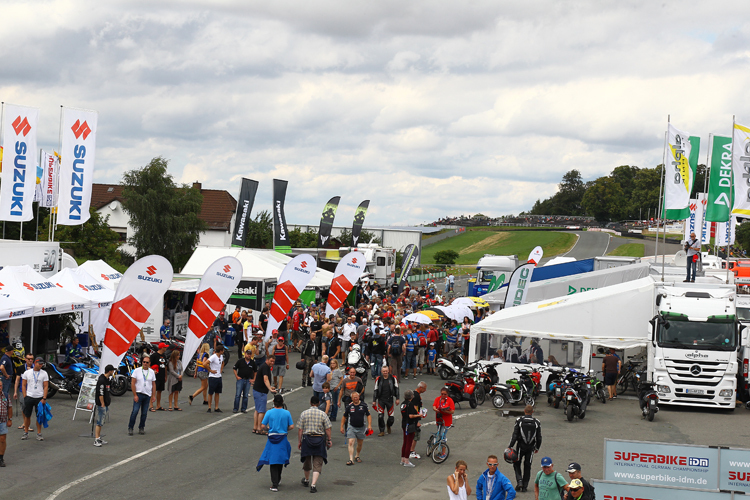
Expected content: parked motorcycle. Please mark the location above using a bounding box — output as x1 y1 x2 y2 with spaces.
444 366 481 409
636 371 659 421
437 348 466 380
564 374 590 422
490 367 538 408
45 359 98 398
544 365 566 405
589 370 607 404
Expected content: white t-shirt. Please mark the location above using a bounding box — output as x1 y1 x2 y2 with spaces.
133 367 156 396
342 323 357 341
22 368 49 398
208 354 224 378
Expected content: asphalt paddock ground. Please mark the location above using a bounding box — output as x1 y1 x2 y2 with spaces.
2 372 748 500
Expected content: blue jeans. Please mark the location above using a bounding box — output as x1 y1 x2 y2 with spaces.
370 354 383 379
234 378 250 412
330 388 340 420
686 257 697 281
129 393 150 430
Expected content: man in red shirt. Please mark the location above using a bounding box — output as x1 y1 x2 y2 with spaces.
432 386 455 441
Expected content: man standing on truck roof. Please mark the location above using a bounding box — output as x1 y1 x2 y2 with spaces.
685 232 700 283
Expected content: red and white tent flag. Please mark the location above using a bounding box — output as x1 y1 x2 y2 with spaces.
266 254 317 340
99 256 173 373
325 251 365 318
57 107 97 225
0 104 39 222
181 257 243 367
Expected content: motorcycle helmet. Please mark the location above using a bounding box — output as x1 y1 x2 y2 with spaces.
504 448 519 464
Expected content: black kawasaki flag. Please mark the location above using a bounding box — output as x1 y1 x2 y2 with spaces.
273 179 291 254
351 200 370 247
317 196 341 247
397 244 419 294
231 178 259 247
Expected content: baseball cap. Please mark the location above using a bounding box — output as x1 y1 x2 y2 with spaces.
158 342 168 349
34 357 45 363
278 337 285 342
541 457 553 467
567 462 582 473
569 479 583 490
219 311 225 316
272 329 279 334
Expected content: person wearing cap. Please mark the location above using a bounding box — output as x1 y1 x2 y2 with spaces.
476 454 516 500
565 479 587 500
94 364 115 447
21 357 49 441
565 463 595 500
257 393 294 492
685 231 700 282
534 457 568 500
150 343 168 411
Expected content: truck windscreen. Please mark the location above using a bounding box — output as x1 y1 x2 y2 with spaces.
657 318 736 351
737 307 750 322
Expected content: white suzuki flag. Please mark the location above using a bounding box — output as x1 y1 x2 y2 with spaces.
99 255 173 374
698 194 709 244
716 216 737 246
40 150 58 208
684 197 704 241
325 251 366 318
266 254 317 340
732 123 750 218
665 124 693 217
58 108 97 225
181 257 243 369
0 104 39 221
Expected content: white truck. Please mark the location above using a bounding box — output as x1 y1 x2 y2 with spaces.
0 240 77 278
648 282 739 409
340 244 397 287
735 294 750 402
472 255 519 296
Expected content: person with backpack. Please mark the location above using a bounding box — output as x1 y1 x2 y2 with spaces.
534 457 569 500
507 405 542 492
387 327 406 381
404 328 418 380
564 463 595 500
415 325 428 376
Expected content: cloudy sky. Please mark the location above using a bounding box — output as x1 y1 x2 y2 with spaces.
3 1 750 226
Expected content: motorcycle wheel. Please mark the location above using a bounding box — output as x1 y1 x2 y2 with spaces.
432 442 450 464
47 379 61 399
475 386 486 406
492 394 506 409
547 395 553 405
553 398 560 409
647 405 655 422
469 394 478 409
438 367 450 380
598 389 606 404
525 395 536 408
184 358 197 377
566 404 574 422
617 377 628 395
110 376 128 397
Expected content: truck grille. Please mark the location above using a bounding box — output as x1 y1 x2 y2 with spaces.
665 359 728 387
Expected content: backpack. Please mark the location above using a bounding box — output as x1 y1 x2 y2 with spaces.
391 338 402 356
417 332 427 347
516 415 540 447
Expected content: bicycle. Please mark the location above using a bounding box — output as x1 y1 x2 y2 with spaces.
426 424 453 464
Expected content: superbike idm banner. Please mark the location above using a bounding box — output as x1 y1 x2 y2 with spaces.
351 200 370 247
397 244 419 294
273 179 291 253
0 103 39 222
231 177 259 247
58 107 98 225
592 480 731 500
317 196 341 247
603 439 719 489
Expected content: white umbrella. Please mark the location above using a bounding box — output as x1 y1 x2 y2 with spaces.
445 304 474 322
403 312 432 325
452 297 474 308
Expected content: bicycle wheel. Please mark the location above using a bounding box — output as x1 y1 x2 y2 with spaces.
617 376 628 395
426 434 436 456
432 442 450 464
475 385 486 406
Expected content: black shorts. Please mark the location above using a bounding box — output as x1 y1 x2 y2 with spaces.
605 373 617 386
23 396 42 418
156 379 166 392
208 377 223 395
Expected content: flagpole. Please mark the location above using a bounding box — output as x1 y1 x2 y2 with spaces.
701 134 712 253
1 102 4 241
655 131 667 262
727 116 736 284
658 116 670 282
52 105 63 241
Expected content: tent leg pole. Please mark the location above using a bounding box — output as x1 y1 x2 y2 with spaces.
30 315 35 356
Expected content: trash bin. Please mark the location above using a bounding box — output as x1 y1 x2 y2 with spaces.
224 327 235 347
467 278 476 297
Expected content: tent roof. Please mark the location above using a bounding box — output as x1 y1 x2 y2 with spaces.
0 265 90 316
472 277 655 347
49 268 115 308
78 260 123 290
0 294 33 321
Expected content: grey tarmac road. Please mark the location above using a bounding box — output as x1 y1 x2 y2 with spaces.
6 372 749 500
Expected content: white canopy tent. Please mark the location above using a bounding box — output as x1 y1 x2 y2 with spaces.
0 294 33 321
50 268 117 344
78 259 123 290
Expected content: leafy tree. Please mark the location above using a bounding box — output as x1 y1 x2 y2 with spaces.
581 177 627 222
336 229 381 247
121 157 207 269
691 164 708 199
736 222 750 253
629 166 663 220
610 165 639 212
289 227 318 247
41 208 121 264
529 169 586 216
245 210 273 248
434 249 459 265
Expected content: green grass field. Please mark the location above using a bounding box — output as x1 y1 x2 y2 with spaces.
421 230 577 265
608 243 645 257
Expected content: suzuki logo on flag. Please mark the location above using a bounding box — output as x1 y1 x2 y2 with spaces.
301 261 307 269
352 258 358 264
690 203 697 211
103 295 151 356
146 265 157 276
79 284 89 292
187 288 224 337
12 116 31 136
328 275 353 310
270 280 297 322
223 265 231 273
71 120 92 140
23 283 33 291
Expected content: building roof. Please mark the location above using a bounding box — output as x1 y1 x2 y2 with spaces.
91 183 236 231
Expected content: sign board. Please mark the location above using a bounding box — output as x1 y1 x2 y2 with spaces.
73 371 98 420
228 280 268 311
174 311 188 339
0 241 60 277
604 439 719 490
140 296 163 343
719 448 750 493
593 480 732 500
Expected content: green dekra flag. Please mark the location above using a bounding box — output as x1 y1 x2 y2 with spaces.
705 135 732 222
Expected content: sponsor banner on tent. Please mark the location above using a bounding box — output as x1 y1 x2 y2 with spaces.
397 244 419 294
664 124 697 220
99 255 172 373
684 195 705 241
0 104 39 221
58 108 97 225
182 256 243 368
266 254 317 339
503 263 536 309
228 279 266 311
732 123 750 218
325 251 365 317
40 150 58 208
231 178 259 247
716 216 736 247
272 179 291 253
351 200 370 247
705 135 733 222
317 196 341 247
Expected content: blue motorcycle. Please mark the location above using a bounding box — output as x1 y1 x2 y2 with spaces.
44 357 99 398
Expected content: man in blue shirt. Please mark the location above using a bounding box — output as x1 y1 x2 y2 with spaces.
160 319 171 341
477 454 516 500
65 338 85 364
404 329 417 380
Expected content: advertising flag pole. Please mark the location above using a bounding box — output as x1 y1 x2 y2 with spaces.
1 102 4 240
727 116 736 284
52 105 63 242
657 116 670 282
701 134 712 253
